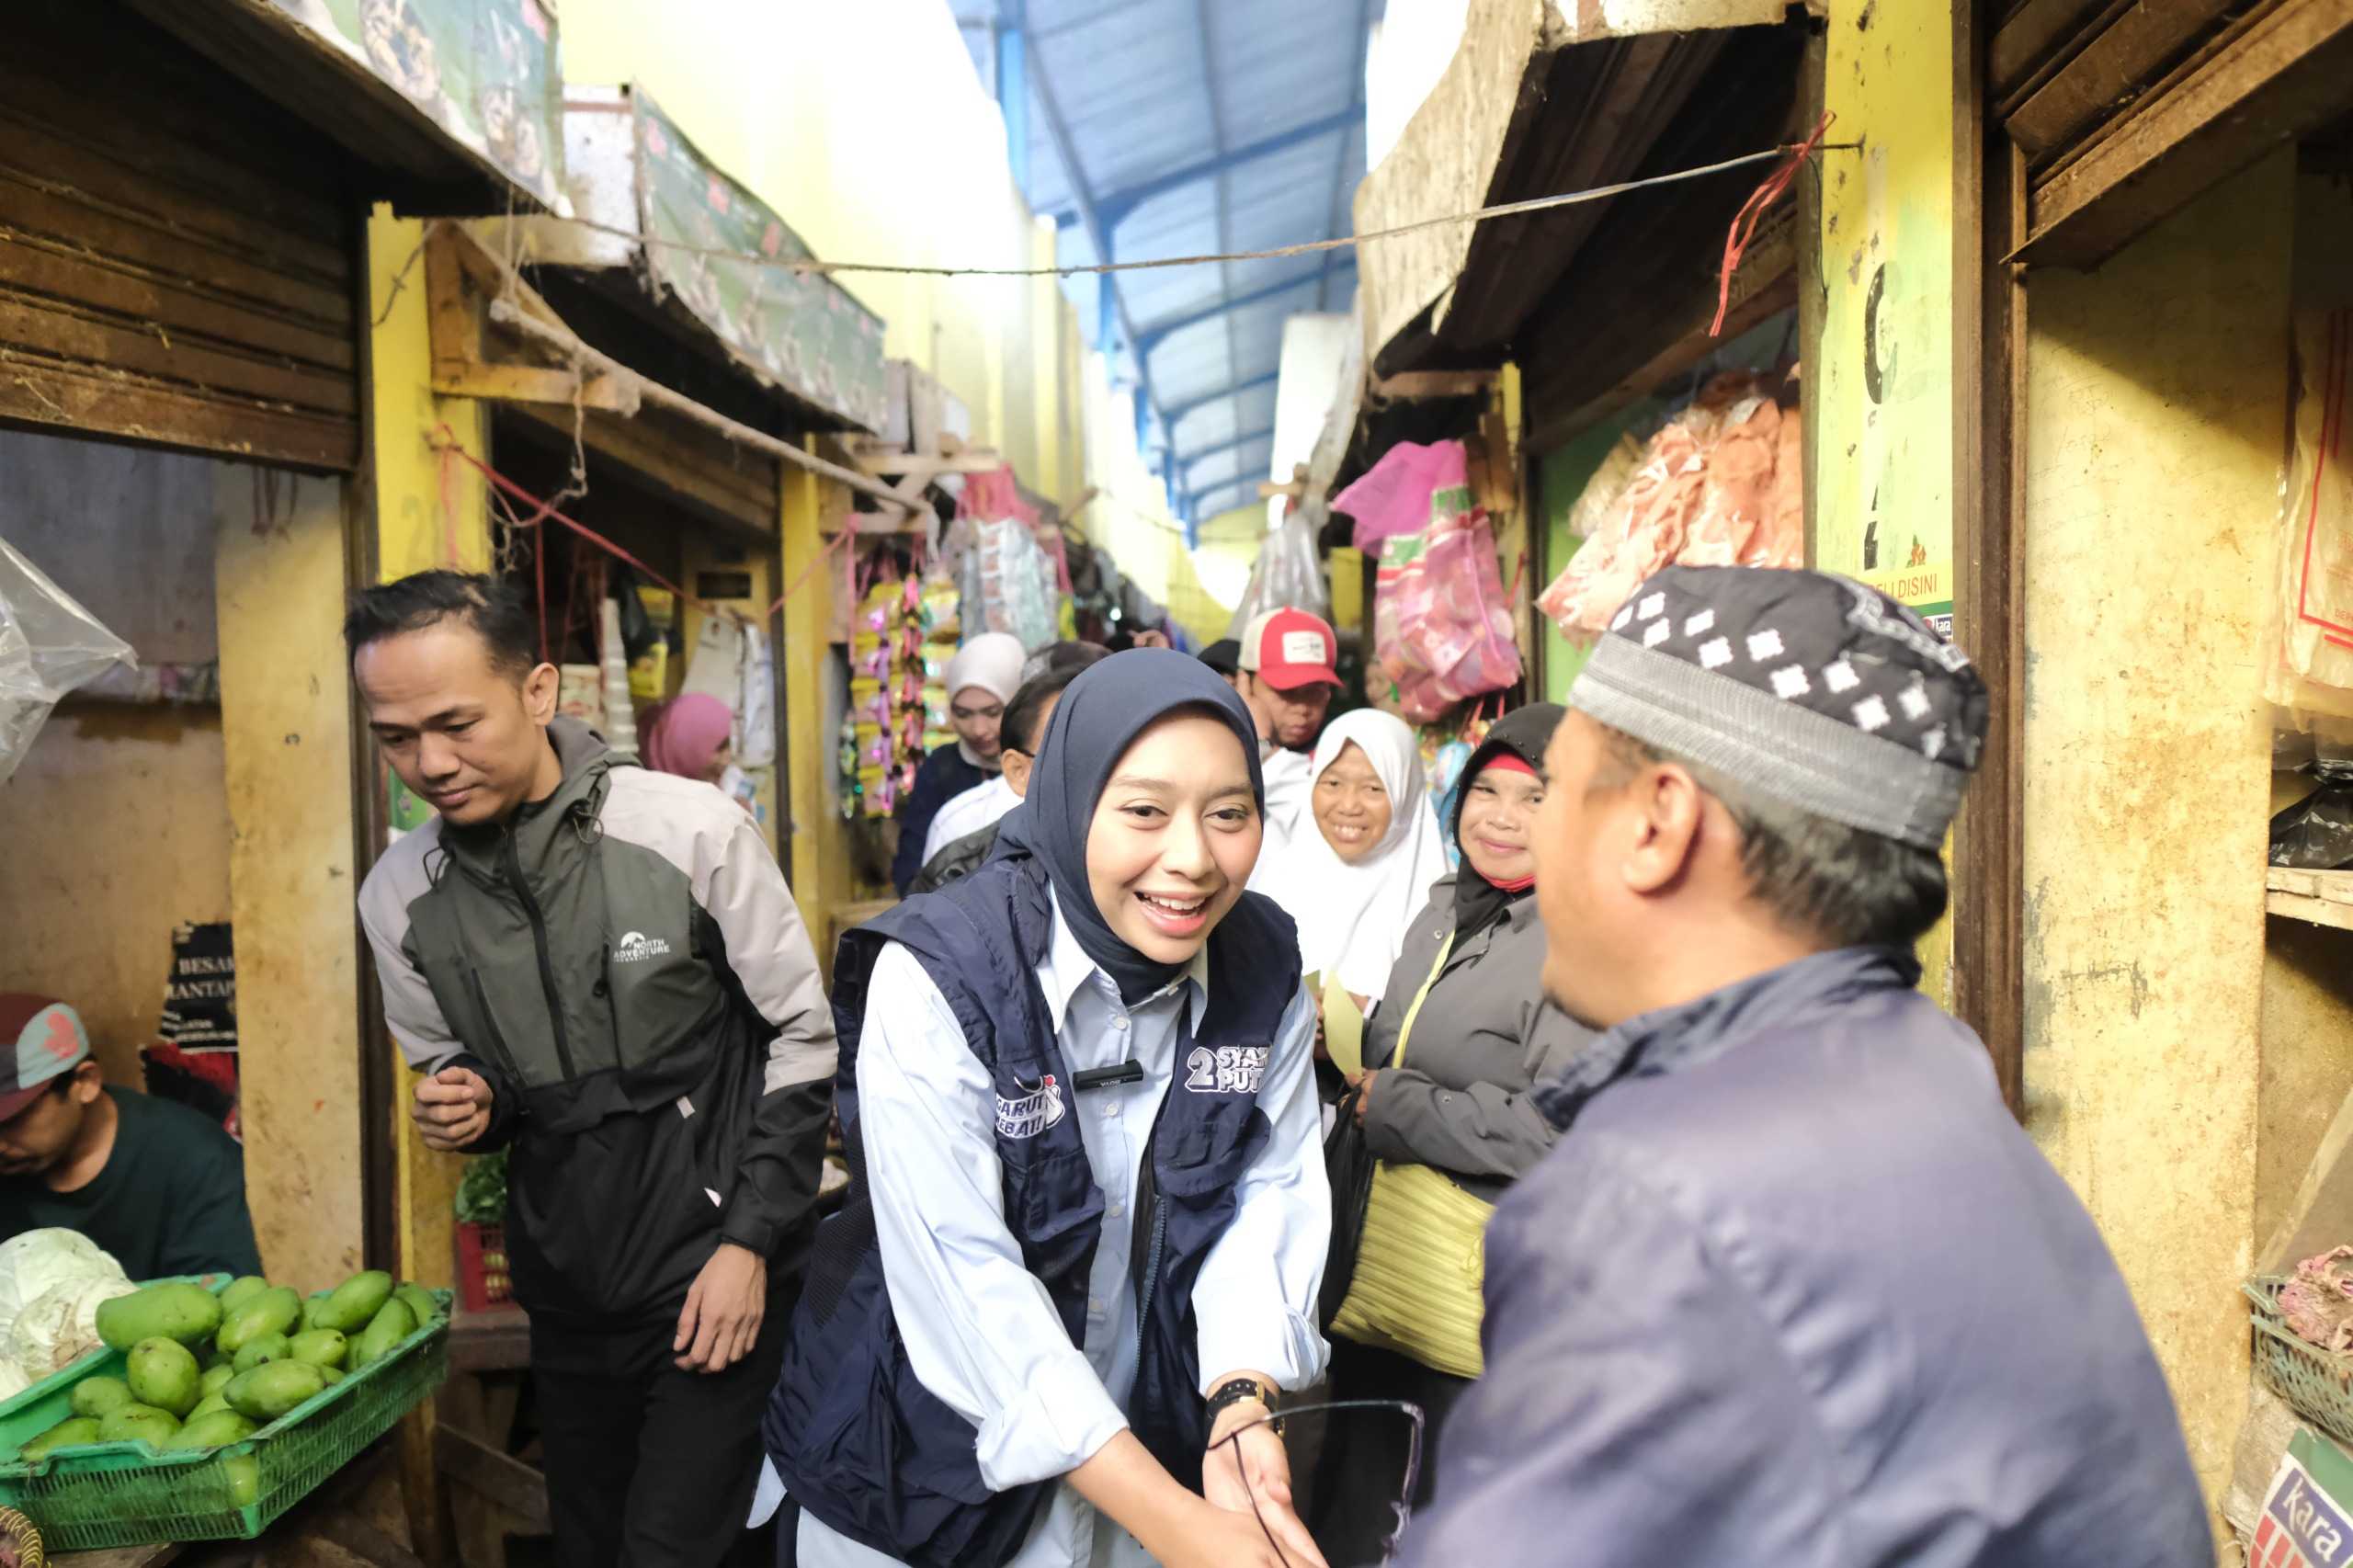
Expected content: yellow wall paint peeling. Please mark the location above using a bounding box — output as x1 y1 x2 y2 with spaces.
1813 0 1953 583
2019 150 2293 1516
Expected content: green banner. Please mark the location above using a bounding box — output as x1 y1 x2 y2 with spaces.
632 92 890 434
272 0 565 211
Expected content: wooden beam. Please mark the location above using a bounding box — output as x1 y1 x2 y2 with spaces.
847 445 1007 479
501 401 779 545
1952 0 2029 1119
2019 0 2353 268
435 1423 553 1534
1370 369 1499 402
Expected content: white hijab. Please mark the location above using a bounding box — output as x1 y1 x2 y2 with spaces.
944 632 1026 768
1264 708 1449 1001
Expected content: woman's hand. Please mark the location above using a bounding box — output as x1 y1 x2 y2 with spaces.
1200 1396 1324 1566
1350 1068 1379 1126
1159 1501 1328 1568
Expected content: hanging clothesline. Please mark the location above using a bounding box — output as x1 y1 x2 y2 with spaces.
551 139 1855 281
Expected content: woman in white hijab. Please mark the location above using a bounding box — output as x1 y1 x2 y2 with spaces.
1263 708 1450 1012
892 631 1028 894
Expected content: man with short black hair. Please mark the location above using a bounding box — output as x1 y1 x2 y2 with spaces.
1394 566 2208 1567
347 570 835 1568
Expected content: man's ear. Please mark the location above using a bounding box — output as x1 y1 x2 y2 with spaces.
522 661 561 725
1621 760 1707 897
68 1060 104 1104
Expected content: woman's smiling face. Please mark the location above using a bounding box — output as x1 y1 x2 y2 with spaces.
1312 741 1392 864
1459 761 1545 886
1086 711 1262 964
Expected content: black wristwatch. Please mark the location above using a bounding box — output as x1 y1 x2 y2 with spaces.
1205 1376 1284 1437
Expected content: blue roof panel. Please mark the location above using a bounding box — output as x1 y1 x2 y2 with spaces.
962 0 1376 517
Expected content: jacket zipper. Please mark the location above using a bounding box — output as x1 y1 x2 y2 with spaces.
1132 1195 1169 1364
504 826 579 1081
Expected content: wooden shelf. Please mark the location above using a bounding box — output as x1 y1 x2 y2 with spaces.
2268 867 2353 932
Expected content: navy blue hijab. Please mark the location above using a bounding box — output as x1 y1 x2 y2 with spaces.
993 649 1266 1004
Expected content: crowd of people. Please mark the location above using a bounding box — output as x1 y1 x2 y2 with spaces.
328 564 2215 1568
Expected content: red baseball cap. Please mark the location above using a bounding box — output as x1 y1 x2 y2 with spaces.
1237 608 1339 691
0 995 90 1122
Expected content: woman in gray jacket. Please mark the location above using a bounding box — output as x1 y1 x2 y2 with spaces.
1311 703 1594 1565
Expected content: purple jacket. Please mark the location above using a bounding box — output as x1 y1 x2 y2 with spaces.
1393 947 2209 1568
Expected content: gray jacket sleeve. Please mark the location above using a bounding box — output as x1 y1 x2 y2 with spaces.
1393 1148 1845 1567
699 806 840 1258
1361 998 1590 1182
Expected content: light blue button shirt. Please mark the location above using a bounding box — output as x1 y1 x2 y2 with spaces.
797 892 1329 1568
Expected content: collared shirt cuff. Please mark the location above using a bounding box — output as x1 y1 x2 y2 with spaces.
1195 1307 1329 1395
972 1346 1131 1491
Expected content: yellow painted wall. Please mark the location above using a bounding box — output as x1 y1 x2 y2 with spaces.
2019 151 2295 1517
1812 0 1953 579
1810 0 1958 1006
215 467 365 1285
0 708 232 1089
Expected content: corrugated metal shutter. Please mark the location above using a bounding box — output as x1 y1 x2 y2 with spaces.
0 0 358 470
1994 0 2353 267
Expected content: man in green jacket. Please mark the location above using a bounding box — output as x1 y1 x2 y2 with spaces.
349 571 835 1568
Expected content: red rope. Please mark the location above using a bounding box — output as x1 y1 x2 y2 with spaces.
435 423 855 629
1713 112 1832 338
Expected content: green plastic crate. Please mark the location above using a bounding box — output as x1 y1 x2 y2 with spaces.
2245 1275 2353 1450
0 1275 226 1448
0 1289 451 1551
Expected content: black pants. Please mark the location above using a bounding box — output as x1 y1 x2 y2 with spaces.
1310 1339 1470 1568
532 1301 789 1568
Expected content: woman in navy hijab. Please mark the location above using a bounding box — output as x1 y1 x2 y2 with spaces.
769 651 1332 1568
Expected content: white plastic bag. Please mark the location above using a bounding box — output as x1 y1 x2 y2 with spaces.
1229 505 1329 634
0 537 135 786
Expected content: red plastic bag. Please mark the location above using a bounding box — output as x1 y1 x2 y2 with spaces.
1375 506 1522 722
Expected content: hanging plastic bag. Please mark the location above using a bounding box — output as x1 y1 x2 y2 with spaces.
1375 506 1521 723
2265 306 2353 721
1230 506 1328 632
0 537 136 786
1332 439 1470 558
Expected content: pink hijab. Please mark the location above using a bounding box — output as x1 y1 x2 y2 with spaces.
642 693 734 781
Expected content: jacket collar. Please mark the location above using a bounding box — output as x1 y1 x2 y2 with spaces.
438 718 617 883
1038 887 1211 1036
1532 945 1922 1131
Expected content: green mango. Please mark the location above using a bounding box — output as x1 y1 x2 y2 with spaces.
223 1452 260 1507
352 1298 417 1369
69 1374 135 1419
19 1416 100 1461
218 1277 271 1313
126 1336 202 1417
166 1409 256 1451
224 1359 326 1422
95 1281 222 1351
392 1283 438 1328
215 1287 301 1356
186 1392 233 1423
287 1329 347 1369
312 1271 393 1335
299 1290 332 1332
318 1366 345 1385
199 1363 237 1398
232 1332 291 1374
97 1403 180 1447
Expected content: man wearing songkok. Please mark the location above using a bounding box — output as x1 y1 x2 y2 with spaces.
1393 566 2210 1568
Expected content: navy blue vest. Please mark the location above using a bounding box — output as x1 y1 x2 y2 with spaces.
765 856 1300 1568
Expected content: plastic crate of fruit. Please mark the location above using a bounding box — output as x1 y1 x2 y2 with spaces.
0 1285 449 1550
